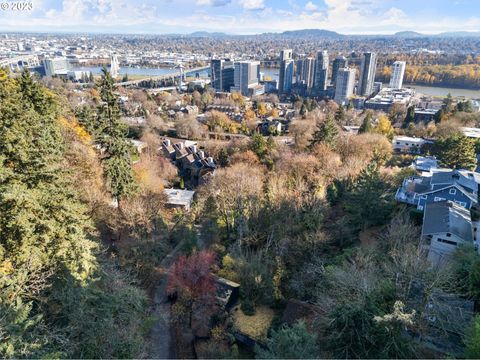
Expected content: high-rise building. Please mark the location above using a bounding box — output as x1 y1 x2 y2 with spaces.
358 52 377 97
110 54 120 78
295 58 304 83
334 67 356 105
301 57 316 88
389 61 406 89
314 50 329 91
332 56 347 87
231 60 260 96
211 59 235 92
278 49 293 94
43 57 69 77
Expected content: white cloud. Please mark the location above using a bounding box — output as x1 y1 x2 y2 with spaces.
196 0 231 6
304 1 318 11
1 0 480 35
238 0 265 10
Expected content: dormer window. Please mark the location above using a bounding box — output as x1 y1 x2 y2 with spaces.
449 188 457 195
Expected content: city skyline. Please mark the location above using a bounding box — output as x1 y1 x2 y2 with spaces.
1 0 480 35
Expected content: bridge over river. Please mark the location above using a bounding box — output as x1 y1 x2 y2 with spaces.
115 65 210 87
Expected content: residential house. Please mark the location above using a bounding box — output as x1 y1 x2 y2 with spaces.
392 136 431 154
257 119 283 136
422 201 475 266
164 188 195 210
462 127 480 139
161 138 216 186
412 156 439 173
342 125 360 135
395 169 480 211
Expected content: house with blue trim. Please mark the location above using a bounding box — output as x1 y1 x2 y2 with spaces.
396 169 480 211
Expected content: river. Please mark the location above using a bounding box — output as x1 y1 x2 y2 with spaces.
73 66 208 77
259 68 479 99
402 84 480 98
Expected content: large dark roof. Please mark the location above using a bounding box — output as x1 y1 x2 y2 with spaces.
422 201 473 242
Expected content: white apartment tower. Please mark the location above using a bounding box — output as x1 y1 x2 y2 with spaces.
389 61 406 89
110 54 120 78
334 67 356 105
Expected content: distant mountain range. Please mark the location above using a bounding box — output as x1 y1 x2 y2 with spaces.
280 29 343 38
181 29 480 39
394 30 480 38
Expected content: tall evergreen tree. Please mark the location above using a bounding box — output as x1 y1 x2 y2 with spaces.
309 115 339 149
433 134 477 170
404 105 415 125
0 69 97 357
359 112 374 133
94 67 137 204
345 160 394 229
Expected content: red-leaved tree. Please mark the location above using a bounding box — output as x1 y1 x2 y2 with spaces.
167 250 217 327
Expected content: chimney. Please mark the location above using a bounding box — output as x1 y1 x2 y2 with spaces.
207 157 214 165
190 145 197 153
198 150 205 159
164 139 171 147
178 142 184 149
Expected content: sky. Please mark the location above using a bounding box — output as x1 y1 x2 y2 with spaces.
1 0 480 35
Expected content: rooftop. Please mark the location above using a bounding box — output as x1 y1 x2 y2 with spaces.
422 201 473 242
164 188 195 208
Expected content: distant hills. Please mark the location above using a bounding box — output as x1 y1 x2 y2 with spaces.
393 31 424 38
280 29 343 39
188 31 229 38
394 30 480 38
182 29 480 39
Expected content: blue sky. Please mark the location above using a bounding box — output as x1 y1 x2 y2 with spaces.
2 0 480 34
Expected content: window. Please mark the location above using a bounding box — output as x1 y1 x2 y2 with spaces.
449 188 457 195
437 238 457 246
454 200 467 207
421 195 427 199
446 233 451 237
434 197 446 202
418 205 424 210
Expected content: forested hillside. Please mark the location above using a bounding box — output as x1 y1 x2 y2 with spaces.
0 69 153 358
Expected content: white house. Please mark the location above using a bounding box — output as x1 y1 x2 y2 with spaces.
392 136 428 154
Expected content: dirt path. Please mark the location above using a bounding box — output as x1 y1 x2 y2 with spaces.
147 224 205 359
147 235 188 359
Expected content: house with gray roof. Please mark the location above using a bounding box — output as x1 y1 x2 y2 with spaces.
412 156 439 173
396 169 480 211
161 138 216 187
422 201 474 266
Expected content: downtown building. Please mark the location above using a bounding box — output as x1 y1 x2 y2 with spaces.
358 52 377 97
389 61 406 89
231 60 263 96
314 50 329 92
211 59 235 92
278 49 294 94
43 57 70 77
297 57 315 88
334 67 356 105
331 56 347 87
